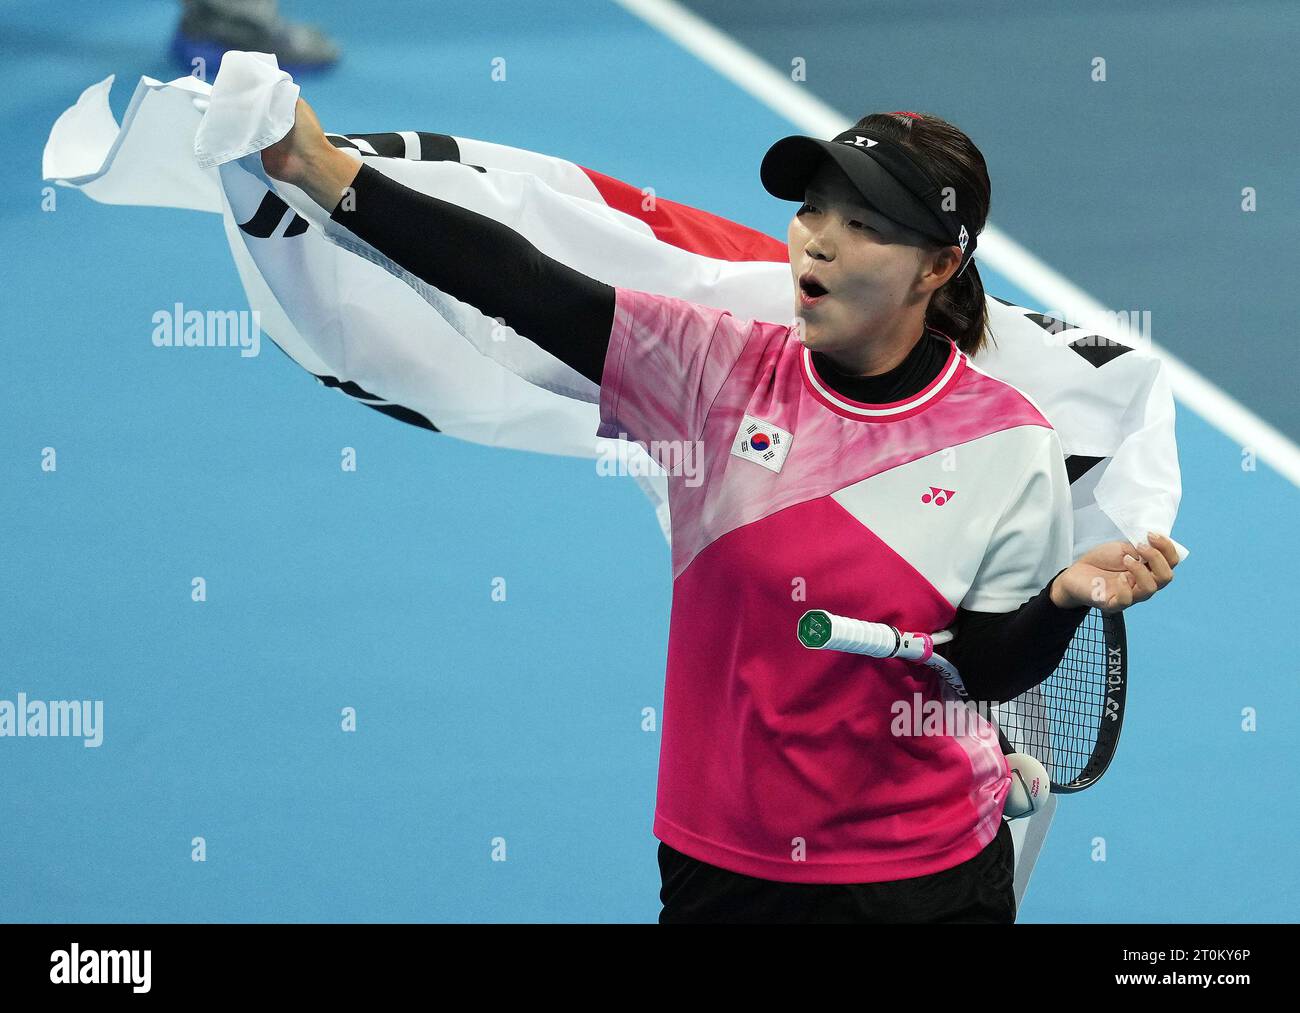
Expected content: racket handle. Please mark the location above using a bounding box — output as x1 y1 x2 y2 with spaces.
797 610 966 695
797 610 934 659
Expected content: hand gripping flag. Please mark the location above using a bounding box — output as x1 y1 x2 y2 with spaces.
43 52 1188 902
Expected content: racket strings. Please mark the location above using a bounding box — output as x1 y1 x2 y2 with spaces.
996 609 1111 789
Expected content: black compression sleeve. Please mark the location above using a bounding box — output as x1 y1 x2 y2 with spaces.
330 162 616 385
935 569 1090 702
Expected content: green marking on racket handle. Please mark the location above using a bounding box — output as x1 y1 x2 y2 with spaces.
797 610 834 649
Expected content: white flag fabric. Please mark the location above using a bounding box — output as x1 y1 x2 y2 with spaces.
42 53 1188 902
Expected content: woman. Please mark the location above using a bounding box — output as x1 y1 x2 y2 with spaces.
262 101 1178 923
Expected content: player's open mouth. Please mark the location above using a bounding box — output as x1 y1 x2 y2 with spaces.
798 275 829 306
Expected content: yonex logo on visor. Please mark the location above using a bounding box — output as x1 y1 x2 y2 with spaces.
841 136 879 148
959 225 969 253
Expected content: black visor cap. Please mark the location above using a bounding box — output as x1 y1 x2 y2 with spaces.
760 134 956 246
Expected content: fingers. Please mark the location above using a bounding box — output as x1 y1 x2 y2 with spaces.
1079 540 1140 572
1143 531 1181 572
1102 570 1135 613
1122 552 1157 602
1108 541 1141 565
1133 540 1174 588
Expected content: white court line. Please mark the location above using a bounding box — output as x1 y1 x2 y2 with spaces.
613 0 1300 488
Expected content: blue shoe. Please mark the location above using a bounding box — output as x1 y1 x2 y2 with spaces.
171 6 340 77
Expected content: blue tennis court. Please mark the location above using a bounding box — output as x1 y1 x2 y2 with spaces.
1 0 1295 922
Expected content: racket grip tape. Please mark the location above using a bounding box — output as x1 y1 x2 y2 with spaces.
797 609 967 697
796 610 933 660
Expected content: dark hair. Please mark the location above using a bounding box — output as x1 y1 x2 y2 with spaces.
853 111 992 356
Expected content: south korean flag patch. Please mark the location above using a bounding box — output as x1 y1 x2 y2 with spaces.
730 414 794 474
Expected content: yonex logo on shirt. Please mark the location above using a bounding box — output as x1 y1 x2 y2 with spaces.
921 486 956 506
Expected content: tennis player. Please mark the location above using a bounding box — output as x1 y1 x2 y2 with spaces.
262 100 1178 923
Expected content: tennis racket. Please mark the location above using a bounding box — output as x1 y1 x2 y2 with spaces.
797 608 1127 793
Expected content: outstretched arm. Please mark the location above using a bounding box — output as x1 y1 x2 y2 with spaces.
328 127 788 263
263 98 616 384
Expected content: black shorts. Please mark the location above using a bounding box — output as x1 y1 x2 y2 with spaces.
658 818 1016 924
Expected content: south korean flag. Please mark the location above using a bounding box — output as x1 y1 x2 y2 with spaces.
731 414 794 474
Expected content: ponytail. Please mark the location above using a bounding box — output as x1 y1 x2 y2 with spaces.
928 259 990 357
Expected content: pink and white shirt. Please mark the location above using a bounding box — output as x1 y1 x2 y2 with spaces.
599 286 1074 884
